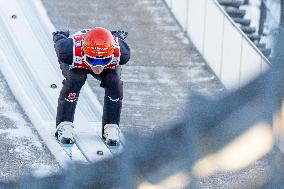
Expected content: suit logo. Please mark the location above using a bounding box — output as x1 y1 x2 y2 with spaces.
65 93 77 102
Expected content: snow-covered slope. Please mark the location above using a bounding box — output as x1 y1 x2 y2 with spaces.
0 73 59 181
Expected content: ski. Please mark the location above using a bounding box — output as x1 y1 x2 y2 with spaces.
98 133 124 155
49 124 88 163
49 123 124 163
58 143 73 160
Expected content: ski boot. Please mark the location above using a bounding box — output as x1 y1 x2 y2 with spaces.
55 121 75 146
103 124 121 147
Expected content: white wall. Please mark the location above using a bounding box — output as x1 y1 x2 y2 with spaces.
165 0 270 90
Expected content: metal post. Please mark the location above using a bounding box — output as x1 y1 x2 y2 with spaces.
258 1 267 35
281 0 284 27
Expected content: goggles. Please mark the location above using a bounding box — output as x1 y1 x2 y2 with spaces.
84 54 114 67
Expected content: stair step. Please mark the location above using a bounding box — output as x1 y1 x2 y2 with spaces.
259 47 271 57
218 0 243 8
224 7 246 18
232 17 251 26
247 34 261 42
240 26 256 34
254 42 266 49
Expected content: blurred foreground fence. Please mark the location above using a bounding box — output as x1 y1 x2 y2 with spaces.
0 30 284 189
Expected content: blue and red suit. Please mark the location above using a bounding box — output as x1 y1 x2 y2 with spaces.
52 29 130 136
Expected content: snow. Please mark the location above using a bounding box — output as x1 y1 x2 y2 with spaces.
139 0 190 45
0 78 42 149
0 73 59 180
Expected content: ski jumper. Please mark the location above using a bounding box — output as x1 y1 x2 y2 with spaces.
53 29 130 136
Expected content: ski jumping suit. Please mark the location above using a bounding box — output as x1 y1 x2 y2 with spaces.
53 29 130 136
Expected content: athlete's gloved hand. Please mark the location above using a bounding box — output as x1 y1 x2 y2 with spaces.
52 30 70 43
52 30 70 37
111 30 128 40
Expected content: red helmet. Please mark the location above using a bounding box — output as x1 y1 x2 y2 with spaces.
82 27 115 67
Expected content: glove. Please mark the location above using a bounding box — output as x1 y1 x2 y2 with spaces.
52 30 70 38
111 30 128 40
52 30 70 43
